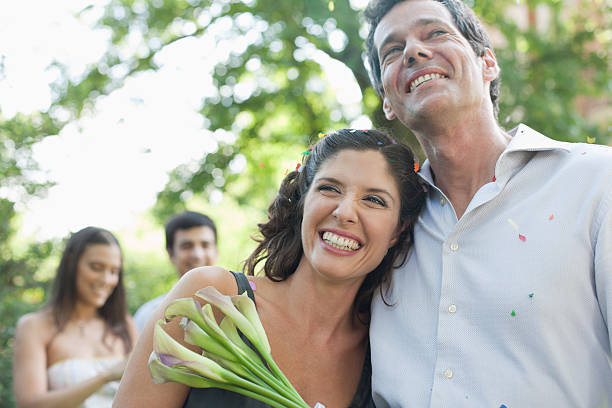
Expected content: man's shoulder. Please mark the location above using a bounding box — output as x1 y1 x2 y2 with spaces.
135 293 167 317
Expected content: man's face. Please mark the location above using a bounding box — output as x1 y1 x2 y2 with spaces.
168 226 218 277
373 0 498 129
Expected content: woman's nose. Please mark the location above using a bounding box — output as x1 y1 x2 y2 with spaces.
332 198 358 224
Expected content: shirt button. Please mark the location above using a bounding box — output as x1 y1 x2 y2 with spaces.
444 369 453 379
440 197 446 206
450 242 459 251
448 304 457 313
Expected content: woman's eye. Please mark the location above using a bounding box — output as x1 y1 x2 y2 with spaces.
365 195 386 207
318 184 340 194
90 263 104 271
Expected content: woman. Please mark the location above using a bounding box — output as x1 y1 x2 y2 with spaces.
115 129 425 408
13 226 138 408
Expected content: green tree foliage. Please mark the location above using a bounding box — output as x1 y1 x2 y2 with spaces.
0 111 60 407
47 0 610 221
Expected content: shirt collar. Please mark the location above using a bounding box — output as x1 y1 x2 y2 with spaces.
417 123 570 188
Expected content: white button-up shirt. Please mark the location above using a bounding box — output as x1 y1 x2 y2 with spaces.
371 124 612 407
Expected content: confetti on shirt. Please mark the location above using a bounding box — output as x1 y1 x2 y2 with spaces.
249 281 257 291
492 175 497 182
548 214 554 220
529 293 534 298
511 310 516 317
507 218 527 242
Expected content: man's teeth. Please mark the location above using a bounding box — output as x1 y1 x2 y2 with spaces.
410 73 445 92
322 231 360 251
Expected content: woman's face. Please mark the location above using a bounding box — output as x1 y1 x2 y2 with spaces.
300 148 402 284
75 243 122 309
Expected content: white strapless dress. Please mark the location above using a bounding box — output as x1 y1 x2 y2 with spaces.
47 357 122 408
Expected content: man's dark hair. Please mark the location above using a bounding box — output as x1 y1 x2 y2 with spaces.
244 128 425 323
365 0 500 118
165 211 218 252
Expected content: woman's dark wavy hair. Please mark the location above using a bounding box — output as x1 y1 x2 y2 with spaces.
364 0 500 119
48 226 132 353
244 129 425 323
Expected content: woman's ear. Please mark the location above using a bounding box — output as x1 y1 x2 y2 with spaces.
388 222 409 248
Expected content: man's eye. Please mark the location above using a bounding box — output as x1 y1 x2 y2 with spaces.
430 29 447 38
382 46 403 61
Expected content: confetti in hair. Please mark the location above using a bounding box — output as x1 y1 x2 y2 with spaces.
414 162 420 172
318 132 327 139
349 129 357 133
302 151 311 155
377 141 383 145
284 169 289 176
249 281 257 291
295 163 301 171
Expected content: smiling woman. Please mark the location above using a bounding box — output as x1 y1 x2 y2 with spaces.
12 227 138 408
114 129 425 408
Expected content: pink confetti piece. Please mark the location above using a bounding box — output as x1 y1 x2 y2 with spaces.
508 218 526 242
548 214 554 220
249 281 257 291
581 152 587 155
518 234 526 242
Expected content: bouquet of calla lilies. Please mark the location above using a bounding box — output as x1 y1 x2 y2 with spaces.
149 286 323 408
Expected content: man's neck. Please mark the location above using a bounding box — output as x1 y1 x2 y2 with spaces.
416 117 511 219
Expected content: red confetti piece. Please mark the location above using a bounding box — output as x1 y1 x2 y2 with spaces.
259 163 265 168
414 163 420 172
548 214 554 220
518 234 526 242
492 176 496 182
295 163 301 171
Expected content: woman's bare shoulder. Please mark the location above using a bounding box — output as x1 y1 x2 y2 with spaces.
171 266 240 298
15 308 56 342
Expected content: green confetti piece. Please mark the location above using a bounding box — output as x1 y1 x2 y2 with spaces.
511 310 516 317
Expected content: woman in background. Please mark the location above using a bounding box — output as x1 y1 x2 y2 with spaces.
13 226 138 408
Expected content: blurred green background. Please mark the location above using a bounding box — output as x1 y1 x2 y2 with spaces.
1 0 610 405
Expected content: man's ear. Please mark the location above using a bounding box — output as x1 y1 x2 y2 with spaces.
482 47 500 82
382 96 396 121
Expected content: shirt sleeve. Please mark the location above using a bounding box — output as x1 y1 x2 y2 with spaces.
594 187 612 353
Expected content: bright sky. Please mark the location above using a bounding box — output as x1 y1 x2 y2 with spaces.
0 1 368 241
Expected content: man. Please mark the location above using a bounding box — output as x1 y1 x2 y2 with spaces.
364 0 612 406
133 211 218 332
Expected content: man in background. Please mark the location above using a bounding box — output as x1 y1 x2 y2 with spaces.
134 211 218 332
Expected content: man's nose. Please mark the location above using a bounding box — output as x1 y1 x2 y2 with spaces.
403 39 432 66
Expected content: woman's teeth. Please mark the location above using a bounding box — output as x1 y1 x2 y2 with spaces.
322 231 360 251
